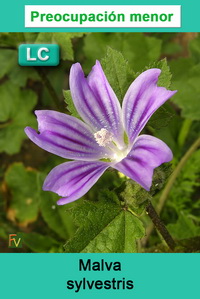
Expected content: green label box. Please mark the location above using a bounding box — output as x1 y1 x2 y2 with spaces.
18 44 60 66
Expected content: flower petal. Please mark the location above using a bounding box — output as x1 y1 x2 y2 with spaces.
122 69 177 144
113 135 173 191
43 160 110 205
70 61 124 147
25 110 111 161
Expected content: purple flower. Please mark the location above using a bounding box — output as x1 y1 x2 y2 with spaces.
25 61 176 205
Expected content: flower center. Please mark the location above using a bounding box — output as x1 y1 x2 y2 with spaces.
94 128 129 163
94 128 113 147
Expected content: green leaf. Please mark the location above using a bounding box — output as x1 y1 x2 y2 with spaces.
0 49 17 79
147 58 172 89
189 35 200 63
101 51 173 131
5 163 40 225
167 212 200 240
23 232 61 253
53 33 84 61
147 105 174 131
8 65 39 87
0 48 39 87
53 33 74 60
169 57 200 120
101 47 135 102
145 59 174 131
40 189 76 240
152 112 182 156
147 100 176 134
123 212 145 252
35 32 84 60
83 32 161 73
64 192 145 253
0 82 37 154
23 33 38 43
34 32 53 43
81 211 145 253
4 163 76 240
0 33 19 47
162 42 182 56
63 90 81 119
120 180 150 216
151 164 173 194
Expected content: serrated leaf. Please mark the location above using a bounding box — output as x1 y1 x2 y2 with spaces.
147 104 174 131
63 89 81 119
101 47 135 102
53 33 84 60
120 180 150 216
5 163 40 225
64 192 145 253
0 82 37 154
83 32 161 73
82 211 145 253
147 58 172 89
35 33 84 61
124 212 145 252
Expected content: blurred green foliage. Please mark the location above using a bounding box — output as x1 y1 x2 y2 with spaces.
0 32 200 253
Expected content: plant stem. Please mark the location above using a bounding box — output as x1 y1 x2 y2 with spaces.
146 201 176 251
177 119 193 148
142 136 200 246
